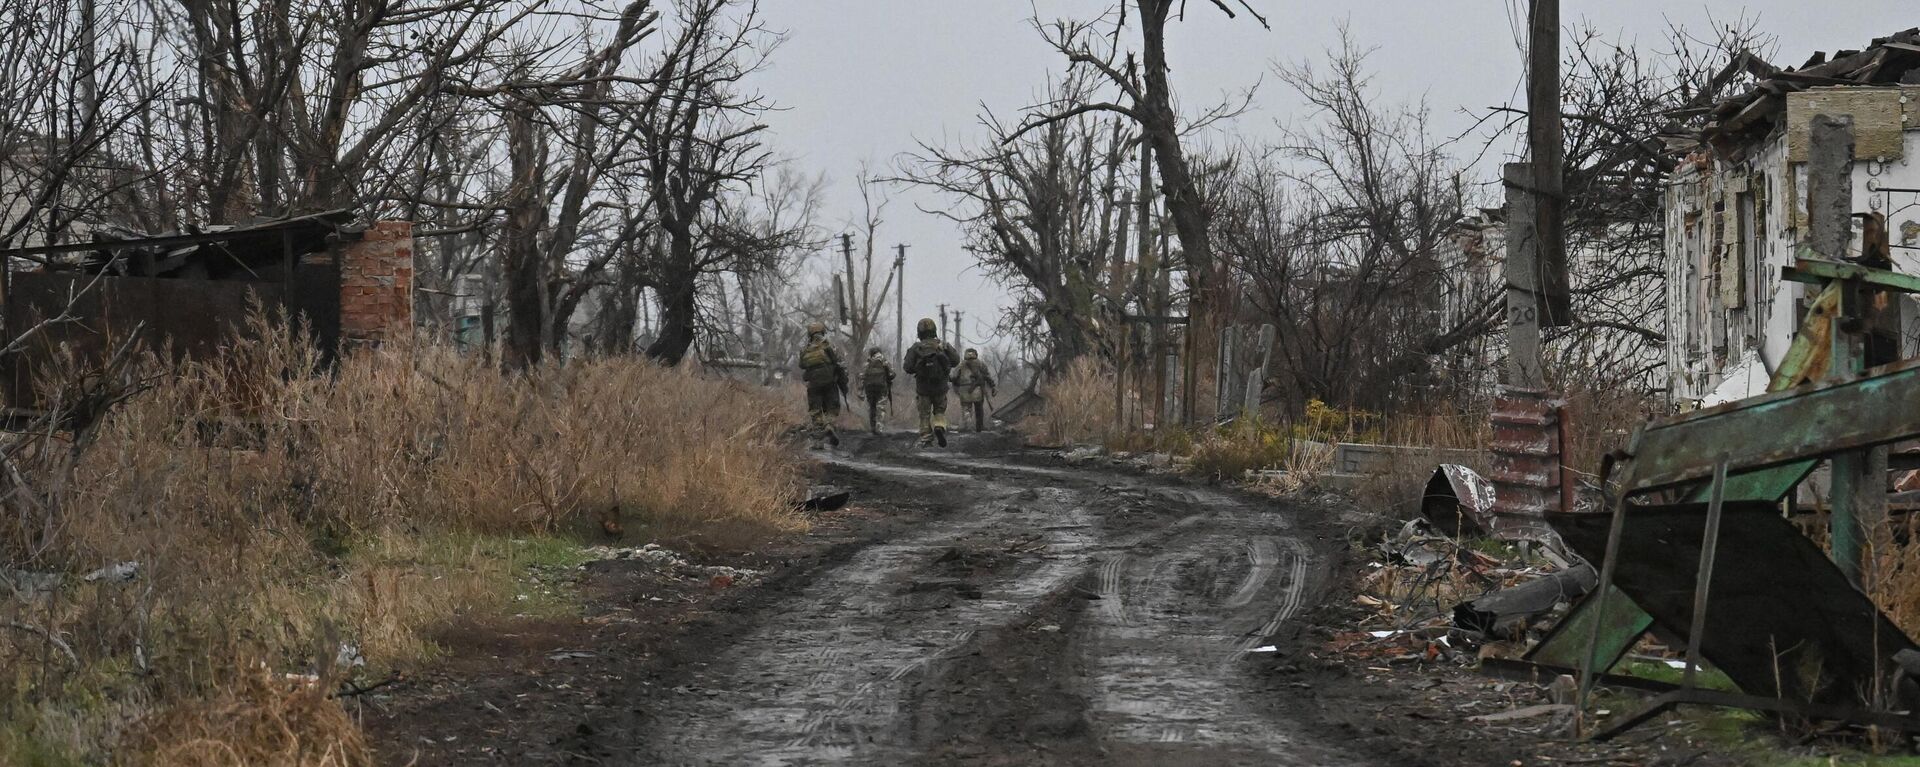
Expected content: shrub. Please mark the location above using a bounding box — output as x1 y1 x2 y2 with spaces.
0 313 804 763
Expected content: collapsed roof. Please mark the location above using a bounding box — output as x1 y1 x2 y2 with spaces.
1693 28 1920 152
16 209 360 280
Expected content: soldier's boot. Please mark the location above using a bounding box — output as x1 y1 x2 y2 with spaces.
935 425 947 447
827 427 840 448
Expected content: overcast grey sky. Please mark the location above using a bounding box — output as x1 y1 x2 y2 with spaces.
750 2 1912 352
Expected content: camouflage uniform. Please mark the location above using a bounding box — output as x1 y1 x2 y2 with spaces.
952 350 996 432
902 318 960 447
797 324 847 448
859 348 895 435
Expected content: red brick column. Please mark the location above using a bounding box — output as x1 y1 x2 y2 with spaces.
339 221 414 344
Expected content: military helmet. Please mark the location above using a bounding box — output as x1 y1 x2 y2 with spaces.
806 321 826 336
917 317 937 339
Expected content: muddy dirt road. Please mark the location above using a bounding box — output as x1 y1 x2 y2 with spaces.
625 432 1375 766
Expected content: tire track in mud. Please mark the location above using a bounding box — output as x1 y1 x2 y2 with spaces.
644 455 1099 765
641 444 1367 765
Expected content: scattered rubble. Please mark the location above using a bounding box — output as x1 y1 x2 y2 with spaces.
1333 518 1591 669
3 560 142 599
583 543 761 586
83 561 140 583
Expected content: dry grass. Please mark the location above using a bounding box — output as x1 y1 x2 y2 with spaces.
1024 357 1123 448
0 313 804 764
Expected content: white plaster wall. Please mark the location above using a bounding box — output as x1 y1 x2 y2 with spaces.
1667 127 1920 403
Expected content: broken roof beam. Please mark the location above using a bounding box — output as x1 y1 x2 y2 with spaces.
0 209 357 260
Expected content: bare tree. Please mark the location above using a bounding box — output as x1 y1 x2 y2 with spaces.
1222 36 1487 412
833 170 899 360
0 0 169 251
634 0 781 366
902 72 1142 368
1010 1 1268 368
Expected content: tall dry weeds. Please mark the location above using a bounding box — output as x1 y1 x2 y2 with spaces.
1025 357 1122 448
0 312 804 763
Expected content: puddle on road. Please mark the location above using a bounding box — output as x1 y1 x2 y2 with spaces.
645 472 1100 765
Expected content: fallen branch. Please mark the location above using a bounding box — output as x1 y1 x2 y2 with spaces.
333 672 406 698
2 619 78 665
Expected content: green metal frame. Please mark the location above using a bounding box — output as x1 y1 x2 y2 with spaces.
1527 260 1920 686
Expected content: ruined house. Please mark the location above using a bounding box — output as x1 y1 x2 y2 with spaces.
0 212 415 406
1665 29 1920 404
1437 212 1666 394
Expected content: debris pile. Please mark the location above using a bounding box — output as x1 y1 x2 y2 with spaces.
583 543 760 585
1333 519 1593 668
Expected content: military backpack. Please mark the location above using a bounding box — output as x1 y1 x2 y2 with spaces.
862 359 891 390
800 340 838 386
913 340 953 384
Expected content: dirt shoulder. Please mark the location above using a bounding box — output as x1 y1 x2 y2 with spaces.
360 458 938 765
370 434 1790 766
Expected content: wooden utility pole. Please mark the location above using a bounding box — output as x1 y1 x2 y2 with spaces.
1527 0 1570 327
1505 0 1565 387
937 303 948 342
951 310 964 350
894 244 907 355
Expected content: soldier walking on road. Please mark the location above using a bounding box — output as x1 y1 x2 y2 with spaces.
859 347 895 435
797 321 847 449
902 318 960 447
952 349 996 433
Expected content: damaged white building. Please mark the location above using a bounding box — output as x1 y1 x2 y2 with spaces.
1666 29 1920 405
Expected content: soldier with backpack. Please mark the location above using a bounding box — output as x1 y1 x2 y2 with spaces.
797 321 847 449
858 347 894 435
901 318 960 447
952 348 996 433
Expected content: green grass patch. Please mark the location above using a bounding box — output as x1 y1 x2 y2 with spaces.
1613 657 1738 692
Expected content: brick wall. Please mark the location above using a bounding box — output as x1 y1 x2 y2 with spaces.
339 220 413 344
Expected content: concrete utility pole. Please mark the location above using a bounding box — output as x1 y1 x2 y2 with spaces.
951 310 964 350
1809 115 1881 585
894 244 907 355
1504 0 1566 387
937 303 948 343
1503 163 1545 388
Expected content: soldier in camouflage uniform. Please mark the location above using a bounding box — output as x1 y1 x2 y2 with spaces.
859 347 895 435
952 348 996 433
797 321 847 449
902 318 960 447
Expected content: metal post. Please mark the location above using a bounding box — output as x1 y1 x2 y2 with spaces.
1577 467 1632 732
1683 458 1731 691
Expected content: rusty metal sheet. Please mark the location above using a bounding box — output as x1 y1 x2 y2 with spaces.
1422 464 1558 543
1489 386 1568 521
1550 503 1916 706
1620 357 1920 495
